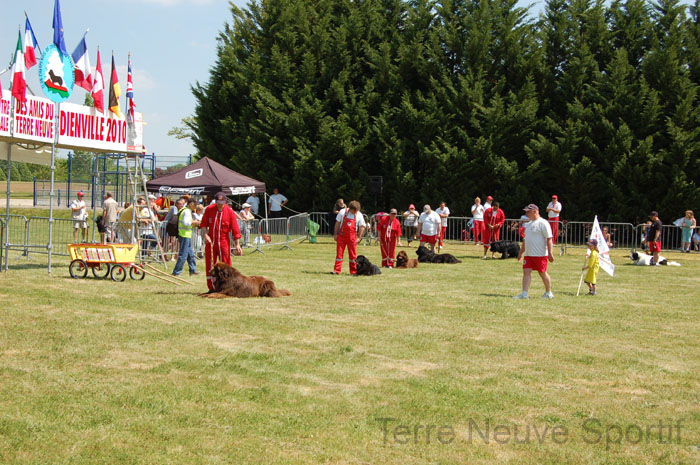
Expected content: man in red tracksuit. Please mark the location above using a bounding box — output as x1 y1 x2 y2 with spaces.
378 208 402 268
333 200 366 274
201 192 242 290
482 201 505 259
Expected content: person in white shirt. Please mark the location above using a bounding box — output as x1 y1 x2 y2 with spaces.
268 188 288 218
484 195 493 211
471 197 485 244
435 202 450 247
514 204 555 300
418 204 442 252
545 194 562 245
245 193 260 216
239 203 256 247
402 204 420 245
70 191 88 242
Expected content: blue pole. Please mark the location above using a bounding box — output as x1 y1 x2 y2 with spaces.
67 152 72 207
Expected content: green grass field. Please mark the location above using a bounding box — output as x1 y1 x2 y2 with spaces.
0 241 698 464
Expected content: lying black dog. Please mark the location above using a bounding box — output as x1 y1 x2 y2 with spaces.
416 245 462 264
355 255 382 275
490 240 520 259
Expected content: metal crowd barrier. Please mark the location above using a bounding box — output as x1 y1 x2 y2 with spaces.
250 213 310 253
309 212 333 236
287 213 309 246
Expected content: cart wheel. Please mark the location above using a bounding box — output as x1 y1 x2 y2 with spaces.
130 265 146 280
92 263 111 279
69 259 88 279
110 264 127 282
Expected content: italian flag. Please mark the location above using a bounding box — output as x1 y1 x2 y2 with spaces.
12 30 26 103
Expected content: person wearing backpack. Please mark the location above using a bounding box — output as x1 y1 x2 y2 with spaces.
172 198 201 276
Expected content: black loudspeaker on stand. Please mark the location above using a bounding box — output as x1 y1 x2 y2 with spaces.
368 176 382 211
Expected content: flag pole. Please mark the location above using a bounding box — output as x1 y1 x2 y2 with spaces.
47 102 60 273
576 270 585 296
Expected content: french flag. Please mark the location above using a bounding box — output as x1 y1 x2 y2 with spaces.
72 34 93 92
24 16 41 70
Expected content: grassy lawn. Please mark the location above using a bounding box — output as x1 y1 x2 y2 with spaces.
0 241 698 464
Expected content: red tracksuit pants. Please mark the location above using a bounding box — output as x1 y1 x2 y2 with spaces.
335 223 357 274
206 237 231 290
548 218 559 245
472 220 483 243
380 236 398 267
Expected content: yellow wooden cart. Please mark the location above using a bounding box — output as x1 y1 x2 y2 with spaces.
68 243 146 282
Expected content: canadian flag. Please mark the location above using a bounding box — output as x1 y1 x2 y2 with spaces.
72 35 93 92
24 16 41 69
91 49 105 113
12 31 27 103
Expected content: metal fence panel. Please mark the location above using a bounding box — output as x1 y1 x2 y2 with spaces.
309 212 333 236
287 213 309 245
564 221 636 251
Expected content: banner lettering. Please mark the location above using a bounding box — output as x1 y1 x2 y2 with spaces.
0 92 10 137
58 102 127 151
12 95 55 143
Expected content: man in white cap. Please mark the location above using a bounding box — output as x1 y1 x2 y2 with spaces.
546 194 562 244
418 204 441 252
514 204 554 299
71 191 88 242
239 202 255 247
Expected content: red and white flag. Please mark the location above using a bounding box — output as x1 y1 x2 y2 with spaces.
588 216 615 276
24 16 41 69
91 49 105 113
12 30 27 103
71 34 93 92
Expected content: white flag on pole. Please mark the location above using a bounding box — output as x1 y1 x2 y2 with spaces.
589 216 615 277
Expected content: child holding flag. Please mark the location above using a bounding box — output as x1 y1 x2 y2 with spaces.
582 239 600 295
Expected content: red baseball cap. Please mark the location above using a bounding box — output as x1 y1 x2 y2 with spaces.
77 191 84 197
487 196 493 201
552 194 558 199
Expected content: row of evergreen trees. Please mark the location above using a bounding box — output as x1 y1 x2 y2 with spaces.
189 0 700 222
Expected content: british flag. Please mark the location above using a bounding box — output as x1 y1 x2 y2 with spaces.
126 55 135 122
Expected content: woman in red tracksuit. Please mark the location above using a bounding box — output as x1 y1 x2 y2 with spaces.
482 201 505 259
333 200 366 275
378 208 402 268
201 192 242 290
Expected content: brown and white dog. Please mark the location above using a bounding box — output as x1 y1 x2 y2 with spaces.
395 250 419 268
198 262 291 298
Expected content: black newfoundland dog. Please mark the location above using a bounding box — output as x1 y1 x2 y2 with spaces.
489 240 520 259
355 255 382 275
416 245 462 264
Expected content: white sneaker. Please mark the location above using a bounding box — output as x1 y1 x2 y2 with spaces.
512 292 529 299
542 291 554 299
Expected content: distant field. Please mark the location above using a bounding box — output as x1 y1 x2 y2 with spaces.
0 181 34 199
0 241 698 464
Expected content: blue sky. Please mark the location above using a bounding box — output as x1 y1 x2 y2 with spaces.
1 0 247 166
1 0 557 167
